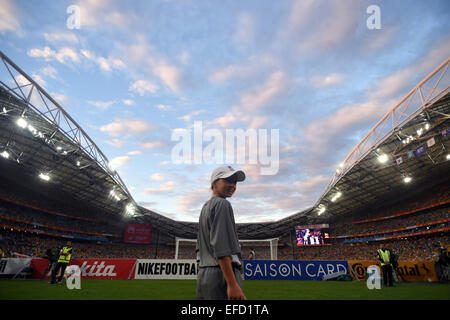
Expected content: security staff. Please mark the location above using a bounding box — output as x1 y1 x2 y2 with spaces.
50 241 73 284
377 247 393 287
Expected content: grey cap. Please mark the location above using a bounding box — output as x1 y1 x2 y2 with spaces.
210 165 246 185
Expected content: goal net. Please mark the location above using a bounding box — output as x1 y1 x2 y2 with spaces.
175 237 280 260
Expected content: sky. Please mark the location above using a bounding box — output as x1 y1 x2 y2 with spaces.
0 0 449 223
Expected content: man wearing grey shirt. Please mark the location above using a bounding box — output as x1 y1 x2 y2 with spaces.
196 165 246 300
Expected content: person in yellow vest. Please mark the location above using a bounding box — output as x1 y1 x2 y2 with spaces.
50 241 73 284
377 247 393 287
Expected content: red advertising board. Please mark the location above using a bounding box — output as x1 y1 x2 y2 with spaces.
31 258 137 279
124 224 152 244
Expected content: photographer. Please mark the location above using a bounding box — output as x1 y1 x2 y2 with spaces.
435 246 450 282
41 247 59 280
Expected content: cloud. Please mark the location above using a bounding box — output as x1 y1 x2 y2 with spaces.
209 54 279 84
0 0 20 34
109 155 131 169
28 46 80 64
81 49 125 71
151 173 165 181
105 139 126 148
178 51 190 65
208 112 237 128
28 46 55 60
301 36 450 175
44 32 79 44
275 0 318 46
122 99 134 106
209 64 255 83
240 71 287 110
232 12 254 49
40 66 58 79
129 79 159 96
156 104 172 111
31 73 47 88
143 181 175 194
127 150 142 156
141 141 165 149
179 109 205 122
370 36 450 101
76 0 133 28
311 73 345 88
122 38 184 93
298 1 361 53
88 100 116 110
100 119 154 137
51 93 69 105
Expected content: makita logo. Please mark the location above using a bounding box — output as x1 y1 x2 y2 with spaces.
79 261 117 277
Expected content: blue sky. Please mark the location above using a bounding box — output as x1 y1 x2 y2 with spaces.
1 0 449 222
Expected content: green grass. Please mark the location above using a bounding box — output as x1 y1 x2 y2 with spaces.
1 279 449 300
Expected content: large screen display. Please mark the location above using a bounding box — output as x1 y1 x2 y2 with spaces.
295 225 330 246
124 224 152 244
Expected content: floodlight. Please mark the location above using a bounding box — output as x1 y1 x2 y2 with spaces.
318 207 326 215
403 176 412 183
125 203 136 216
110 190 120 202
17 117 27 128
446 154 450 160
425 123 430 130
39 173 50 181
1 151 9 159
331 191 342 202
378 154 388 163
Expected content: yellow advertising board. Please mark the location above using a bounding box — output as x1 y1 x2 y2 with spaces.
348 260 438 282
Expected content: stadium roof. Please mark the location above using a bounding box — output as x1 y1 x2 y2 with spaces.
0 50 448 240
310 58 450 224
0 51 140 218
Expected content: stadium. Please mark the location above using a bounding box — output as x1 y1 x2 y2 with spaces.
0 47 449 302
1 3 450 312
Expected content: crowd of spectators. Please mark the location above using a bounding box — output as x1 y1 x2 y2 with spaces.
0 200 123 236
343 185 449 222
331 207 449 237
277 235 448 261
0 230 174 259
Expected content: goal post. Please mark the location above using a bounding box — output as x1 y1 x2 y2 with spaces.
175 237 280 260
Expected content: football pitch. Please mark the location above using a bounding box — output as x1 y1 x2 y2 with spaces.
1 279 449 300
